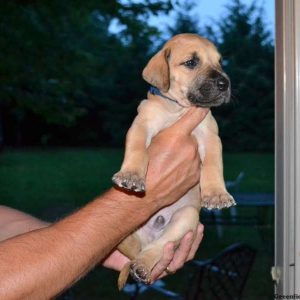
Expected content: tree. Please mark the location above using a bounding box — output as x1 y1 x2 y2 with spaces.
167 1 200 36
0 0 171 146
0 0 274 150
168 0 274 152
212 0 274 151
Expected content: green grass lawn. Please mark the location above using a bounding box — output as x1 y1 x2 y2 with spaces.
0 148 274 299
0 148 124 216
0 148 274 215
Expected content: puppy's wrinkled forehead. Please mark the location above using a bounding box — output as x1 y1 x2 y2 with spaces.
165 34 221 66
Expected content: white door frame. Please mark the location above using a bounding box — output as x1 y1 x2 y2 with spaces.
275 0 300 294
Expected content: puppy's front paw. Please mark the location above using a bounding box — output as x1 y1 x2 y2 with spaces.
112 171 145 193
201 189 236 210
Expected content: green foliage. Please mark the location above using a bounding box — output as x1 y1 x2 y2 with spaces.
0 0 170 145
167 1 200 35
211 0 274 151
168 0 274 151
0 0 274 150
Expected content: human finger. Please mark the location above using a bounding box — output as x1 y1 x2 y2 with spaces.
166 231 194 273
186 224 204 261
169 107 209 135
150 242 175 282
102 250 130 271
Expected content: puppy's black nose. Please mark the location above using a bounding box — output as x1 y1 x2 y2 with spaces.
217 76 229 91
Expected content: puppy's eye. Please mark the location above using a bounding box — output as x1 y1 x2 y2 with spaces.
183 59 198 69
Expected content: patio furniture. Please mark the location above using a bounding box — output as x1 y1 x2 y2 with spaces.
225 172 245 193
210 172 245 236
186 243 256 300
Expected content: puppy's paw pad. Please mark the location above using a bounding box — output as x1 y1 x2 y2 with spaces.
130 262 151 284
112 171 145 192
201 191 236 210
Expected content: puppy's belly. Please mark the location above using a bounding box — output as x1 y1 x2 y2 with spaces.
136 185 201 248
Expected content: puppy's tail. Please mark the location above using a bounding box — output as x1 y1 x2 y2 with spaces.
118 261 131 290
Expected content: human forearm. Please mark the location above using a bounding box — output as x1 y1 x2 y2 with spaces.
0 189 156 300
0 206 49 242
0 108 207 300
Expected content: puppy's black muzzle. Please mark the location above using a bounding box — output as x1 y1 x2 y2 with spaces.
216 76 229 91
188 70 231 108
198 74 229 96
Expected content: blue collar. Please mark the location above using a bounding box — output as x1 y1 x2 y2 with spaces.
149 86 183 106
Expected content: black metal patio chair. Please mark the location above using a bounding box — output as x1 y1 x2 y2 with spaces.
186 243 256 300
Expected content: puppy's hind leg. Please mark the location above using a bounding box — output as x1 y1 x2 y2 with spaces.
118 233 142 260
117 234 142 290
130 206 200 284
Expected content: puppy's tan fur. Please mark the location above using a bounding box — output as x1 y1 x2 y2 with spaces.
112 34 235 289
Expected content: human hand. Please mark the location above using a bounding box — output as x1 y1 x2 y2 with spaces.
145 107 209 210
150 223 204 282
102 223 204 281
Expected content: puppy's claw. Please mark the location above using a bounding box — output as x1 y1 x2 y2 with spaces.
201 191 235 210
130 262 151 284
112 171 145 193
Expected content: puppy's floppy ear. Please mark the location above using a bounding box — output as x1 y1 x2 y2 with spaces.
142 48 171 93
